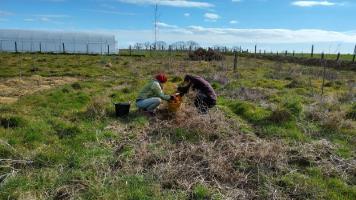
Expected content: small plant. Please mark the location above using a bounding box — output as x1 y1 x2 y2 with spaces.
53 122 81 138
282 96 302 116
191 184 212 200
228 100 270 123
268 108 293 123
345 104 356 120
121 87 131 94
71 82 82 90
286 79 306 88
84 96 109 120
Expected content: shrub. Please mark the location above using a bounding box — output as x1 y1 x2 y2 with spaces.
283 97 302 116
267 108 293 124
71 82 82 90
189 48 224 61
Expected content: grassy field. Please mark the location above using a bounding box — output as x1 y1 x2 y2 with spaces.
0 52 355 199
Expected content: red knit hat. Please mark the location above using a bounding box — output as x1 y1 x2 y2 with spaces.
155 73 168 83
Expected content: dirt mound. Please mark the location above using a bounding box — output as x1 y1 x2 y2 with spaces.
0 75 78 104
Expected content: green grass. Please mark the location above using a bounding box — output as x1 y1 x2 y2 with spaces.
0 52 355 199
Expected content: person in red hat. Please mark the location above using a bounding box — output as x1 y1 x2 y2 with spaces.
136 73 172 114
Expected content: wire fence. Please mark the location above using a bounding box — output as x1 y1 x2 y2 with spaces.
0 30 117 54
0 39 117 54
119 43 356 63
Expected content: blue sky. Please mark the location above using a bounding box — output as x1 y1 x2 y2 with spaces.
1 0 356 52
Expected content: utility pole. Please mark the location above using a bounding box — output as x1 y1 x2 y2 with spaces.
154 3 158 51
353 44 356 63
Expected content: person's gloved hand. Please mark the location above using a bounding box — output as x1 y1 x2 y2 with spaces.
175 92 184 97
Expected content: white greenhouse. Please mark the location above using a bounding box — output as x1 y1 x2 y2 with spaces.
0 29 117 54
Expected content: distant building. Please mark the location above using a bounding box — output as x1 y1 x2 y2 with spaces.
0 29 117 54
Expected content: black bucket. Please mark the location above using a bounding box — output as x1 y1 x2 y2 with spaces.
114 102 130 117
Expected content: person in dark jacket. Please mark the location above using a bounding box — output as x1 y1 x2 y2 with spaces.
177 75 217 113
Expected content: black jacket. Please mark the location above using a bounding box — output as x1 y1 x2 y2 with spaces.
178 75 217 104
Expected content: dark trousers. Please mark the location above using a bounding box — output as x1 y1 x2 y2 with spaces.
194 93 216 113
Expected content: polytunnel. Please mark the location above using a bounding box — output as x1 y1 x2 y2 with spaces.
0 29 117 54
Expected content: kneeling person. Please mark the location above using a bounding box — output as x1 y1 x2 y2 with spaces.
136 73 171 114
177 75 217 113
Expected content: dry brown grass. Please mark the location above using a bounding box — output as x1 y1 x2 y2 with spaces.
289 139 355 184
0 75 78 104
304 103 354 131
106 102 288 199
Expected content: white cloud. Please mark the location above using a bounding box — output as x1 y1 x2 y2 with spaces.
117 0 214 8
156 22 178 28
108 27 356 48
40 17 51 22
24 18 35 22
184 13 190 17
33 14 70 18
82 9 136 15
292 1 338 7
230 20 238 24
22 14 70 23
204 13 219 22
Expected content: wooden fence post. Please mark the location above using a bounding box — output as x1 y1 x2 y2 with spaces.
336 52 340 61
321 52 326 96
293 51 295 57
107 45 110 55
86 44 89 54
15 41 18 53
285 50 288 56
311 45 314 58
62 43 65 53
254 45 257 57
39 42 42 53
233 51 238 72
129 45 132 56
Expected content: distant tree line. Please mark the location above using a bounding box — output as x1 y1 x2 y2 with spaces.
131 41 246 53
133 41 200 51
